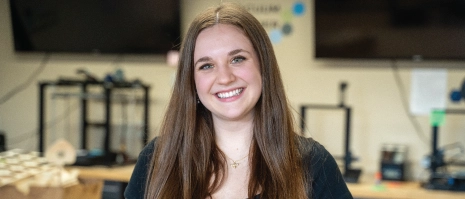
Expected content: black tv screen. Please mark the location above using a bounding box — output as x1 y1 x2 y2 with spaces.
315 0 465 60
9 0 181 54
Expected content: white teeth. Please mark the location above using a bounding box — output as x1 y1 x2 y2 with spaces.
217 88 243 99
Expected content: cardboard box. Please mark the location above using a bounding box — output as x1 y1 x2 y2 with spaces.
0 178 103 199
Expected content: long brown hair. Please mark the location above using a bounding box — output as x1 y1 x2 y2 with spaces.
145 3 308 199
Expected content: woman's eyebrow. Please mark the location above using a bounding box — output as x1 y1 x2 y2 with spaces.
228 49 249 56
194 56 212 66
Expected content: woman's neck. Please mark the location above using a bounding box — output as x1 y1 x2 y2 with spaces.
213 118 254 160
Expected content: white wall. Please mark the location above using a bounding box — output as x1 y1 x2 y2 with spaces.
1 0 465 180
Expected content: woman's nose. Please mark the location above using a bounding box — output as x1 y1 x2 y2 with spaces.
216 65 236 85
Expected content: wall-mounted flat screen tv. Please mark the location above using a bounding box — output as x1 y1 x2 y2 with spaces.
9 0 181 54
315 0 465 60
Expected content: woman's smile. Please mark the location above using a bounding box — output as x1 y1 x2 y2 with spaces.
216 88 244 99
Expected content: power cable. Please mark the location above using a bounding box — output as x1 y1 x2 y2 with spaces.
0 53 51 105
8 99 79 148
391 60 429 146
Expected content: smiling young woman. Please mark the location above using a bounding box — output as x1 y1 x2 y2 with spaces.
124 2 352 199
194 23 262 124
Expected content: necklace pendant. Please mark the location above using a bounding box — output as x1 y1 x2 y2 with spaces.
231 161 239 169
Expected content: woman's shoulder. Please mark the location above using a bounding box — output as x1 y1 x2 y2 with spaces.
296 135 353 198
140 137 158 155
124 137 158 199
296 135 340 178
295 135 326 159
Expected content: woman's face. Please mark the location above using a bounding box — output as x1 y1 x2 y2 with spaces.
193 24 262 123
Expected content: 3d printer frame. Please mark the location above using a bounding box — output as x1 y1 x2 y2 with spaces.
38 79 150 166
299 104 362 183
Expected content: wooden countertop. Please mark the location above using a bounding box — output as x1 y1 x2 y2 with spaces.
69 164 135 182
347 180 465 199
71 165 465 198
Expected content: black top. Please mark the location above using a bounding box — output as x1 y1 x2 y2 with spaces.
124 137 353 199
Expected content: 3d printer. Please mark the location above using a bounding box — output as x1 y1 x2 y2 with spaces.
422 79 465 191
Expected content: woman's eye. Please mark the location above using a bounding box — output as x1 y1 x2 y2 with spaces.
199 64 214 70
231 56 246 64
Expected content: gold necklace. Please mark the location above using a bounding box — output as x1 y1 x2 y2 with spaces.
226 154 249 169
